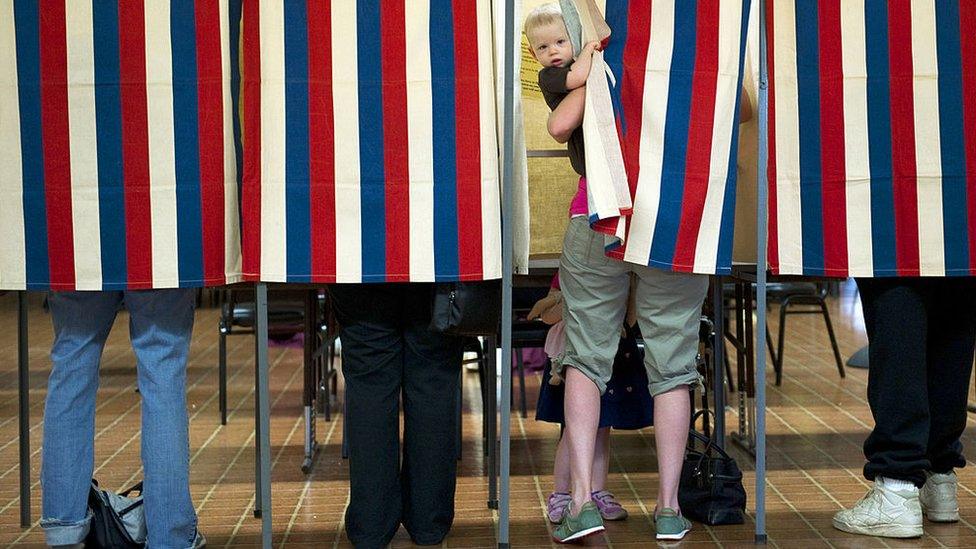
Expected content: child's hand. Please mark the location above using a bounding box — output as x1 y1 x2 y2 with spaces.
528 289 563 325
583 40 602 54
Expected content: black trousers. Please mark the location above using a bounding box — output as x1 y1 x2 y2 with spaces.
329 283 462 548
856 277 976 487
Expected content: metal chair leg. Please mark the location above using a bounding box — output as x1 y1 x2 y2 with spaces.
819 299 846 379
515 349 527 418
775 298 789 386
219 330 227 425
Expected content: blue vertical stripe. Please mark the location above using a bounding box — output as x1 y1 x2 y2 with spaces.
934 0 969 274
284 0 311 282
13 0 50 289
229 0 243 188
794 1 825 275
603 0 628 134
357 0 386 281
171 0 204 287
430 0 459 281
716 0 753 275
864 0 897 274
648 1 697 267
92 0 127 289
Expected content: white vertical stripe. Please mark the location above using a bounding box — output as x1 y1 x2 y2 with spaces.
771 0 804 274
332 0 362 282
405 0 434 281
65 1 102 290
144 3 180 287
0 2 26 290
623 0 674 266
259 2 287 281
693 0 743 273
220 0 241 283
478 0 501 279
911 0 945 276
840 0 874 276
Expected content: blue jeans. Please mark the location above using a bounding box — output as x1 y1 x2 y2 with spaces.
41 289 198 549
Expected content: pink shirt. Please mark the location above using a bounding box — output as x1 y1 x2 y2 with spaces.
569 176 588 217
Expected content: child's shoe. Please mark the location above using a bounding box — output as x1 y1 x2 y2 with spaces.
591 490 628 520
546 492 572 524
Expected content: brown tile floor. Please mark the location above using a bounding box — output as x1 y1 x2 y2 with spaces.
1 282 975 547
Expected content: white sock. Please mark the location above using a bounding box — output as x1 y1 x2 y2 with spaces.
880 477 917 491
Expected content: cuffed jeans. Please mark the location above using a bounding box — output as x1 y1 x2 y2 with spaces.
41 289 198 549
856 277 976 487
329 283 462 548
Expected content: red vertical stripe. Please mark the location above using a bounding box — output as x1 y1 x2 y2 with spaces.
767 0 780 273
308 1 336 282
887 1 920 276
818 1 848 274
961 1 976 273
195 1 226 285
380 3 410 282
454 0 483 280
671 0 720 270
241 0 262 280
118 0 153 288
38 1 75 289
608 0 651 261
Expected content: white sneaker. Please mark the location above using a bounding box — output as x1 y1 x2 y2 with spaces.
920 471 959 523
832 477 923 538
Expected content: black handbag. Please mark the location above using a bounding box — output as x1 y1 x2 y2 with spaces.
86 479 146 548
429 280 501 336
678 421 747 525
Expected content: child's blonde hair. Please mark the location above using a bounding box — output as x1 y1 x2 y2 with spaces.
523 3 565 40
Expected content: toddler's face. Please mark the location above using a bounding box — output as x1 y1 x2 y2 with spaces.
528 22 573 68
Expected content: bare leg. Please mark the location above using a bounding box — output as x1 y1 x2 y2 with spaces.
564 367 601 512
591 427 611 492
654 386 691 512
553 431 572 493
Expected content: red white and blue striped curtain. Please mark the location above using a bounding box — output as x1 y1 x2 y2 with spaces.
0 0 241 291
239 0 502 283
768 0 976 277
601 0 751 275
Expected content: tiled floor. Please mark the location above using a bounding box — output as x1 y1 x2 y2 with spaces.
1 282 975 547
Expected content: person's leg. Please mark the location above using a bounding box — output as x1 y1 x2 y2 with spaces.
918 278 976 522
924 277 976 474
634 268 707 516
553 430 572 493
858 278 930 486
41 292 122 546
329 284 404 548
591 427 610 492
125 288 198 549
400 284 463 544
832 278 926 538
558 218 628 516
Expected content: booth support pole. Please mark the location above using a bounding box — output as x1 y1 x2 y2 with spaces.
497 1 515 547
18 291 30 528
255 283 273 548
755 0 770 542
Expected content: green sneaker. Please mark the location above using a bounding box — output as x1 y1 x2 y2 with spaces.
655 508 691 541
552 501 605 543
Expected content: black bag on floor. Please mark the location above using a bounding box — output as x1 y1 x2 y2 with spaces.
85 479 146 548
679 427 746 525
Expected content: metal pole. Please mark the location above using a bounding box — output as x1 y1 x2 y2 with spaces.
755 0 770 542
711 281 725 449
255 283 273 548
498 0 515 546
18 291 30 528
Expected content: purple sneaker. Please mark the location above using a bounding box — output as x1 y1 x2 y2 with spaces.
592 490 628 521
547 492 572 524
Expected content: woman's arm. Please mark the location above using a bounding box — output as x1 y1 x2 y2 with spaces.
547 87 586 143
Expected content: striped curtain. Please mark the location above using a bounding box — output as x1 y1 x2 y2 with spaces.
239 0 502 283
768 0 976 277
0 0 241 291
602 0 752 275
